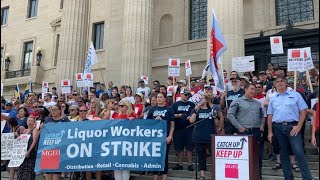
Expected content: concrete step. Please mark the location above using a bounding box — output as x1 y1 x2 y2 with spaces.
168 154 320 163
167 160 319 170
132 168 319 179
168 146 319 156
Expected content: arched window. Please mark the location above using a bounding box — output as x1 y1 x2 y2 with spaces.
190 0 207 40
275 0 314 26
159 14 173 46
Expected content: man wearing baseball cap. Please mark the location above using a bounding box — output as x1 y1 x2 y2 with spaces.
1 102 17 133
220 76 245 134
171 88 195 171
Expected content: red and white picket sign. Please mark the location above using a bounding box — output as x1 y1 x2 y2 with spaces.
287 47 313 72
270 36 284 54
76 73 85 88
168 58 180 77
141 75 149 84
185 60 192 76
42 81 49 93
61 79 71 94
84 73 93 87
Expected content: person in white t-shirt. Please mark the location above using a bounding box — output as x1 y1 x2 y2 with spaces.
136 80 150 100
43 93 56 109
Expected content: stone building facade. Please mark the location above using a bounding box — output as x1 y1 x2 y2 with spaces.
1 0 319 97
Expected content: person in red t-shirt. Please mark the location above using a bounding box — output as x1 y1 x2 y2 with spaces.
133 93 145 119
112 99 136 180
311 93 319 151
113 99 137 120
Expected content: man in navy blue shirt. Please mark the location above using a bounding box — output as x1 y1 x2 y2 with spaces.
1 102 17 133
171 89 195 171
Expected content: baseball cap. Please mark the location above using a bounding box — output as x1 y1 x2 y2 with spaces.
139 79 145 83
5 102 13 106
259 71 267 75
135 92 144 99
287 78 294 84
178 80 186 84
180 88 191 95
240 76 250 83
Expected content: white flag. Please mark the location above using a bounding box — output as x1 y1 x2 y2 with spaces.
84 42 98 73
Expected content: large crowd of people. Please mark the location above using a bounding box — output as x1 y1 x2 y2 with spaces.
1 63 319 180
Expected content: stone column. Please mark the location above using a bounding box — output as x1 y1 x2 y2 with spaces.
207 0 244 73
56 0 89 88
121 0 153 89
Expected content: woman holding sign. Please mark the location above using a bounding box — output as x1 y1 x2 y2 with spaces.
17 116 40 180
147 92 175 180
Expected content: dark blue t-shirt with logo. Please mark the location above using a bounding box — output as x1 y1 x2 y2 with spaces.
146 105 174 136
171 101 195 130
193 108 215 143
226 89 244 108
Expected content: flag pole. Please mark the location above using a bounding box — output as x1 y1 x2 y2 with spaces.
305 70 314 93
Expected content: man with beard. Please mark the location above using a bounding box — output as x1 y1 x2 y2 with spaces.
220 75 244 134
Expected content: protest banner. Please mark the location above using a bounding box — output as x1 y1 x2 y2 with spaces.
303 47 314 71
76 73 85 88
232 56 255 72
270 36 284 54
8 134 31 168
168 58 180 77
141 75 149 84
35 119 167 172
185 60 192 77
287 48 314 72
84 73 93 87
213 136 250 180
1 133 14 160
42 81 49 93
61 80 71 94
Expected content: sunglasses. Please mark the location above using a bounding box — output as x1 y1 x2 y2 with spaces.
70 109 77 111
32 106 38 108
5 104 12 106
119 105 127 108
79 110 87 112
73 94 78 96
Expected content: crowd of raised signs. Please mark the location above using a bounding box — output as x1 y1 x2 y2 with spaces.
1 63 319 180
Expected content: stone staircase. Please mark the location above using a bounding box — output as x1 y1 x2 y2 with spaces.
1 124 319 180
129 144 319 180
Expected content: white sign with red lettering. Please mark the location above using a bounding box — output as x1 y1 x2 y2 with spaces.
303 47 314 71
84 73 93 87
168 58 180 77
270 36 284 54
215 136 249 180
185 60 192 76
61 80 71 94
76 73 85 88
141 75 149 85
42 81 49 93
287 47 313 72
